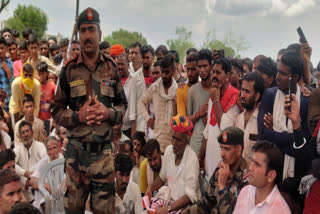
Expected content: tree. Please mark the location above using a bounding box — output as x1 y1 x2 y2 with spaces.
104 28 147 48
202 29 250 58
6 4 48 39
0 0 10 15
166 26 195 64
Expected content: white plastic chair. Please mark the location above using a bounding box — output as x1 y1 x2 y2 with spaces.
39 158 65 214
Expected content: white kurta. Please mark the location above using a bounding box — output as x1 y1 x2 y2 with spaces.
204 99 239 179
115 181 143 214
159 145 200 203
14 140 47 177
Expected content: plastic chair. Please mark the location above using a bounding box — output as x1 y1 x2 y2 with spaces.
39 158 65 214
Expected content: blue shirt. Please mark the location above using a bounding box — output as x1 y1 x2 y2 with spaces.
0 58 14 111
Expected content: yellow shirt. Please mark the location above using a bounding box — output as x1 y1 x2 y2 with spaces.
9 77 41 118
176 84 189 116
139 158 159 193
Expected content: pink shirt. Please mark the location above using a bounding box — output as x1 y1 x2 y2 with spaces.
233 185 291 214
13 60 22 77
39 81 56 121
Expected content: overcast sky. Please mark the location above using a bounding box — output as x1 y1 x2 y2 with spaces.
1 0 320 65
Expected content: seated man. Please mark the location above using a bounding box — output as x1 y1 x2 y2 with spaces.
115 153 143 214
0 108 12 150
13 120 47 192
0 169 24 214
14 94 46 146
28 136 63 213
183 127 249 214
145 115 200 213
0 149 15 171
233 141 291 213
140 139 163 194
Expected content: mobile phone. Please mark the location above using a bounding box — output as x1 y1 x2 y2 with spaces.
44 120 50 136
297 27 308 44
288 77 293 112
217 49 225 58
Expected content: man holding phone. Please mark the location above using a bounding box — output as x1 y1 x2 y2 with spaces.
258 51 311 179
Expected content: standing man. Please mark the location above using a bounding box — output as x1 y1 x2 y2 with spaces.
139 54 178 152
203 58 240 178
235 72 265 164
258 51 311 178
129 42 142 73
129 44 154 138
177 52 198 116
39 39 50 58
53 7 127 214
117 53 133 138
37 61 56 121
0 37 13 111
187 49 212 155
27 37 57 79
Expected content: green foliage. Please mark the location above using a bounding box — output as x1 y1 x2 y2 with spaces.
166 26 195 64
202 29 250 58
6 4 48 39
103 28 147 48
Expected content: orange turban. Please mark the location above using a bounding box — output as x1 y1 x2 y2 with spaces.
171 115 193 136
110 44 125 58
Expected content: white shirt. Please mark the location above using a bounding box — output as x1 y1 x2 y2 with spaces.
122 73 134 131
235 108 259 164
115 181 143 214
14 140 47 177
204 99 239 179
129 67 147 132
159 145 200 203
233 185 291 214
2 130 11 149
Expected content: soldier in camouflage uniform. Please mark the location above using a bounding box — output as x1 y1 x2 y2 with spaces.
52 7 127 214
183 127 249 214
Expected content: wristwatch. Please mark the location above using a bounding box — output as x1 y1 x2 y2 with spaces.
168 203 172 213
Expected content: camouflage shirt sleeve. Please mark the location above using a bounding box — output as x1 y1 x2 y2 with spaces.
182 169 218 214
107 61 127 125
52 66 80 128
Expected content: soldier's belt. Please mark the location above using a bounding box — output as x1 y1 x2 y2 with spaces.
69 139 111 153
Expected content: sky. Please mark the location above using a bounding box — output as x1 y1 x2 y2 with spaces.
1 0 320 65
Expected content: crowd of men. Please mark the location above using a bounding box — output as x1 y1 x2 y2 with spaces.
0 6 319 214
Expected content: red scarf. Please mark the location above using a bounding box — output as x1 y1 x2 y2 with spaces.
209 84 239 126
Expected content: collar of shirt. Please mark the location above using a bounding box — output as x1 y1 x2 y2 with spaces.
250 185 279 208
76 51 111 66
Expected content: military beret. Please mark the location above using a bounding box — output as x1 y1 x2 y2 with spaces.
77 7 100 29
218 126 244 147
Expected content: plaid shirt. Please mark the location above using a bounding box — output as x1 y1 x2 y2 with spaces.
0 58 13 111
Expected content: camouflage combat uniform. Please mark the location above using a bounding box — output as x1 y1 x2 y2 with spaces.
53 51 127 214
183 158 248 214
